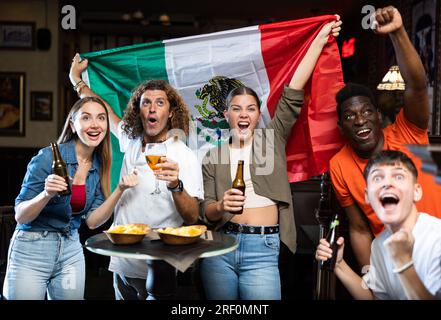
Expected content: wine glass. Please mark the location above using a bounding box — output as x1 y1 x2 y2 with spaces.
145 143 167 194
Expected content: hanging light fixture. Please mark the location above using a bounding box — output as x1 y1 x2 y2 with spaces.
159 13 171 26
37 0 51 50
132 10 144 20
121 13 131 21
377 65 405 90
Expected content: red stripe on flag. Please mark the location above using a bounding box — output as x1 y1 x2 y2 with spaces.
259 16 345 182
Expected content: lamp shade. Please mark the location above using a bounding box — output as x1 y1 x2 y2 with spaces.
377 65 405 90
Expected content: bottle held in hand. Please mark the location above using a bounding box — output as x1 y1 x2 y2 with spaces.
50 142 71 196
231 160 246 214
320 213 340 271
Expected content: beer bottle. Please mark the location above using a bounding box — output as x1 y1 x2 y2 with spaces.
320 213 340 271
231 160 246 214
50 142 71 196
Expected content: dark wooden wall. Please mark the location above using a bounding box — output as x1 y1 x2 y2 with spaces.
0 147 39 206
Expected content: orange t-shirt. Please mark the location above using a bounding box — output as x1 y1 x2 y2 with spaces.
330 109 441 236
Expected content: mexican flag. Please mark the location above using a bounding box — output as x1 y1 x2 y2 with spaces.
81 15 344 190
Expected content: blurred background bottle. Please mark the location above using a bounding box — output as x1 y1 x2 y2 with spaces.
50 142 71 196
320 213 340 271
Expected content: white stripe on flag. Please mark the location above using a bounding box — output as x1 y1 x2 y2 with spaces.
164 25 271 158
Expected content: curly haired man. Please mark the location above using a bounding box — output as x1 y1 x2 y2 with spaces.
70 56 203 300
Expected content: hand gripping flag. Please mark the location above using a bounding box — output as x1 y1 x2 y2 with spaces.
82 15 345 189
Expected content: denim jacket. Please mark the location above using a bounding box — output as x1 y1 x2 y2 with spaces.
15 139 105 235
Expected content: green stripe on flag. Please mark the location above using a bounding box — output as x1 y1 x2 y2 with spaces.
81 41 168 191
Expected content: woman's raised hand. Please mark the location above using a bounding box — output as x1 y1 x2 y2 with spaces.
315 15 342 46
69 53 89 86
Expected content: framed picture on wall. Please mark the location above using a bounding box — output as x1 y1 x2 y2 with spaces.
411 0 439 135
0 21 35 50
30 91 52 121
0 72 25 136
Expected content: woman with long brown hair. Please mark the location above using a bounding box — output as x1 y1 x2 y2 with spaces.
3 97 138 300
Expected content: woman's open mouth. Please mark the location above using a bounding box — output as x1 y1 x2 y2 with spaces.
87 131 101 141
237 121 250 133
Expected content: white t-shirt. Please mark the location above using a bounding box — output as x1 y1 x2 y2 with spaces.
108 122 204 278
363 213 441 300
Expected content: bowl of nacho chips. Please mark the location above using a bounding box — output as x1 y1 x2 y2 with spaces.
156 225 207 245
104 223 150 245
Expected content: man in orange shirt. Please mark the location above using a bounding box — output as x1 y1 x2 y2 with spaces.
329 6 441 270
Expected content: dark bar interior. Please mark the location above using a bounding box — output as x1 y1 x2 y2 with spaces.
0 0 440 304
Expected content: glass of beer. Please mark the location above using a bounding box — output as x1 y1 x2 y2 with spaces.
145 143 167 194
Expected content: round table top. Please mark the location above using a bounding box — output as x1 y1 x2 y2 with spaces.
84 230 238 261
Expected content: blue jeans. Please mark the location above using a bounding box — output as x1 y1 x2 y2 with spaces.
200 230 281 300
2 229 85 300
113 261 177 300
113 273 147 300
